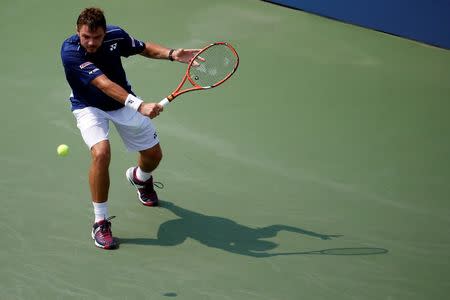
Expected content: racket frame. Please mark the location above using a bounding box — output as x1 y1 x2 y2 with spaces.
159 42 239 107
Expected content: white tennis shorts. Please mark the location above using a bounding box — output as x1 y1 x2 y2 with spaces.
73 106 159 151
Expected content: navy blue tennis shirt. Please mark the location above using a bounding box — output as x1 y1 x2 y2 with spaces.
61 25 146 111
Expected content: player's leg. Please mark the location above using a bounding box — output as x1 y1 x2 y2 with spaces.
129 143 163 205
89 140 111 203
110 106 162 206
73 107 118 250
138 143 163 173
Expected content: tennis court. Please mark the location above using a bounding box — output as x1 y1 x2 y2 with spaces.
1 0 449 299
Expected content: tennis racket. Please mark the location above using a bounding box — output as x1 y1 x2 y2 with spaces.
159 42 239 107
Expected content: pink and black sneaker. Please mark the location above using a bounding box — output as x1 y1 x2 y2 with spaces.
91 216 119 250
126 167 163 206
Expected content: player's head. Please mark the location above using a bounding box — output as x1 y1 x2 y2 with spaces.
76 7 106 53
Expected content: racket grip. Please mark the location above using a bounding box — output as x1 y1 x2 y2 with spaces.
159 97 170 107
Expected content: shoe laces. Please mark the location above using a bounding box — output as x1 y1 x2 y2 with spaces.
99 216 116 234
142 181 164 192
153 181 164 189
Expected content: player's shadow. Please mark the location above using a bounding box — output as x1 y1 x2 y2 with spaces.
120 200 348 257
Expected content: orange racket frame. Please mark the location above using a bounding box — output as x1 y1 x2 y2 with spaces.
159 42 239 107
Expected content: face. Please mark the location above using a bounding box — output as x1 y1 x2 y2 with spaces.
77 25 105 53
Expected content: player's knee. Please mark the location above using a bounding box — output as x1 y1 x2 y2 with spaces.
147 149 162 165
141 144 163 163
91 142 111 165
93 150 111 165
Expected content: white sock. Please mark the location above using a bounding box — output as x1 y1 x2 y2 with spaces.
93 202 109 223
136 167 152 182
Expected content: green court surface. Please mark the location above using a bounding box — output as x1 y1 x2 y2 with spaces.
1 0 450 299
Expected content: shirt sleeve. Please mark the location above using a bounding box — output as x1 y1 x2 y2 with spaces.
62 50 104 86
118 28 146 57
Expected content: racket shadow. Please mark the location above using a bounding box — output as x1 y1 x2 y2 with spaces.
119 200 351 257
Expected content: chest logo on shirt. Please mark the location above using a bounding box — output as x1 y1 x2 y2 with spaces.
110 43 117 51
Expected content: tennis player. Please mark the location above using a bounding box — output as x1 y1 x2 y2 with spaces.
61 7 199 249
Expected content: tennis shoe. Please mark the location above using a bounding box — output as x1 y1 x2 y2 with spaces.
91 216 119 250
126 167 162 206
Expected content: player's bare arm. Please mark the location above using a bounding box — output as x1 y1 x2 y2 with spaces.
140 42 200 64
91 74 163 118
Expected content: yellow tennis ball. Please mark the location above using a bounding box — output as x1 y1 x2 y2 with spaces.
57 144 69 156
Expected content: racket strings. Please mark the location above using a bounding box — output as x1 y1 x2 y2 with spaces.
189 44 238 88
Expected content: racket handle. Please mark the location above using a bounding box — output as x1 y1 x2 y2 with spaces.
159 97 170 107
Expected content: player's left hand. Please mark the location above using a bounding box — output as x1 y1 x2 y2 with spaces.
173 48 202 65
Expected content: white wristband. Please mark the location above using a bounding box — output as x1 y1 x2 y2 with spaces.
125 94 143 111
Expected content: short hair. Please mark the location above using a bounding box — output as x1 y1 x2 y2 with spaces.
77 7 106 31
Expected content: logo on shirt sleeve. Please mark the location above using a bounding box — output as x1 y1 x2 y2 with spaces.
79 61 93 69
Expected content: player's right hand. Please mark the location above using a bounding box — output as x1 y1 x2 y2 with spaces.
138 102 163 119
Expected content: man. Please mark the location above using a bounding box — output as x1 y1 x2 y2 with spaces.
61 7 199 249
